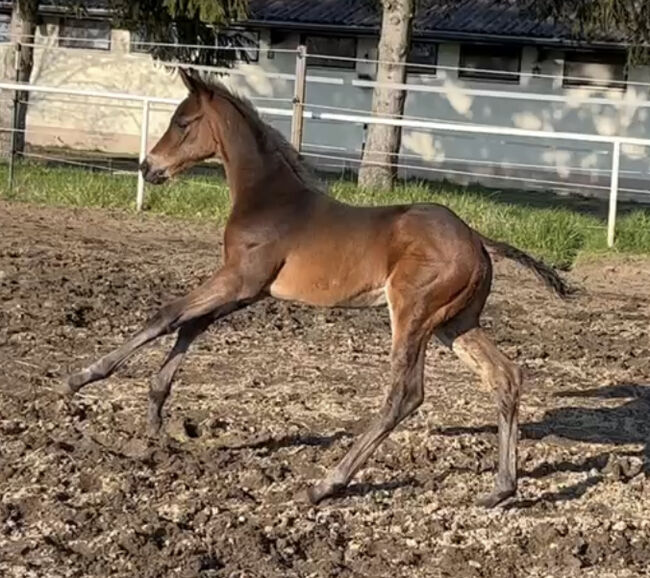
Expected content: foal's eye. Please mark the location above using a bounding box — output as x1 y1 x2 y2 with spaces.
176 118 191 129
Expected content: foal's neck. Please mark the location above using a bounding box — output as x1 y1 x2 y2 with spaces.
210 97 312 211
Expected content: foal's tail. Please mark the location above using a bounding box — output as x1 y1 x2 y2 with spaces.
478 234 572 298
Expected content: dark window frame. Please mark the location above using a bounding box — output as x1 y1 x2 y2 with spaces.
59 17 111 51
563 50 627 91
0 12 10 43
407 40 438 75
216 27 260 63
458 44 522 84
300 33 357 69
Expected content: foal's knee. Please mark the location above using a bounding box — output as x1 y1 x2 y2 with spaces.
148 300 184 334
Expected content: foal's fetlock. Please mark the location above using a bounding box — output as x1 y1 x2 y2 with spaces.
147 396 166 436
62 357 114 394
147 414 163 437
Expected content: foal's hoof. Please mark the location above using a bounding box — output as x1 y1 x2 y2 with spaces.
62 371 91 395
305 481 344 505
57 377 78 396
476 486 516 508
305 484 328 505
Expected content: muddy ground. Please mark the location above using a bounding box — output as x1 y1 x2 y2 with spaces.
0 200 649 578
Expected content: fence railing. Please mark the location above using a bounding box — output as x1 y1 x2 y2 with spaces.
2 43 650 248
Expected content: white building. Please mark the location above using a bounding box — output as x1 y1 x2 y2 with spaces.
1 0 649 202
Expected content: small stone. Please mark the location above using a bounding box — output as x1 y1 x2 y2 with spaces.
613 521 627 532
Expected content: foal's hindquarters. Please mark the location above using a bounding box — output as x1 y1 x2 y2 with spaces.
305 205 522 506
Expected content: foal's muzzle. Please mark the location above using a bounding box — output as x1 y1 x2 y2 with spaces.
139 158 169 185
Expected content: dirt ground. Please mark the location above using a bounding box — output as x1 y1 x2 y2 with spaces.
0 200 649 578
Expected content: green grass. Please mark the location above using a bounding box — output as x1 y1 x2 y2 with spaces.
1 161 649 269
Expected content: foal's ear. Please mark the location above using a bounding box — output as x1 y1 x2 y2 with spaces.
178 67 198 93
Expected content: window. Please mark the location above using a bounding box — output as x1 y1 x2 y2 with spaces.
216 29 260 63
302 35 356 69
270 29 291 46
407 41 438 75
0 13 10 42
458 44 521 83
563 51 626 90
59 18 111 50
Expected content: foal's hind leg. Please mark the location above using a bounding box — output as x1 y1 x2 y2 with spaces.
63 266 250 394
307 323 428 504
148 315 214 434
438 325 522 507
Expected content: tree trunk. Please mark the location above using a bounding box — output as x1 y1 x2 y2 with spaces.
358 0 414 191
1 0 38 155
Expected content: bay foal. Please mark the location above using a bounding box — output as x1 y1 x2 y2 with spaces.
63 68 569 507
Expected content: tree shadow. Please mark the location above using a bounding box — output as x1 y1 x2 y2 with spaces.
440 183 646 219
226 430 353 452
225 431 420 501
522 383 650 454
340 477 420 499
437 383 650 506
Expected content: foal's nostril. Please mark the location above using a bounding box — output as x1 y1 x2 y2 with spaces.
139 159 150 176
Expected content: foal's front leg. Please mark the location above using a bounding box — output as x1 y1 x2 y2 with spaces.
148 313 227 434
62 266 256 394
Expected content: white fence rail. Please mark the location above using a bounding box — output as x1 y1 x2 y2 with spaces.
2 43 650 247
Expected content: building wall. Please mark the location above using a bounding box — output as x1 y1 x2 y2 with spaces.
1 22 650 202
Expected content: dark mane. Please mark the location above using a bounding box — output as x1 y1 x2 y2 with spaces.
187 69 322 191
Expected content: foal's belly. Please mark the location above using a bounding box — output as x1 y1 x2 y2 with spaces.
270 282 388 308
269 260 388 308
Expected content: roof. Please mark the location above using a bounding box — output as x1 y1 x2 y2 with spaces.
0 0 624 48
0 0 110 17
246 0 623 48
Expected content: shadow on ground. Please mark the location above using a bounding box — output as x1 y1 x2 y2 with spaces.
438 383 650 507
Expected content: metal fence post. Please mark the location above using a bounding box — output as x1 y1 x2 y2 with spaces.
136 98 150 212
8 42 21 193
607 139 621 248
290 45 307 152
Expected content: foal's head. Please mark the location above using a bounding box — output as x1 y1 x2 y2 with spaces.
140 68 222 184
141 66 317 194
